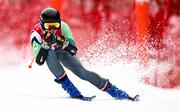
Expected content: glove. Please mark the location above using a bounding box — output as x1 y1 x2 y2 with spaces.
43 31 56 46
64 44 78 56
56 35 66 48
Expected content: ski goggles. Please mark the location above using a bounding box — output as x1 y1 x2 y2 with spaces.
44 22 60 30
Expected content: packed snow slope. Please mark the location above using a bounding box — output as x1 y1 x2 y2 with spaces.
0 61 180 112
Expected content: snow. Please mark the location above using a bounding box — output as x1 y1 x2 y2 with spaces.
0 61 180 112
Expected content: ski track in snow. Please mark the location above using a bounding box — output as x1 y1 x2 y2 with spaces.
0 63 180 112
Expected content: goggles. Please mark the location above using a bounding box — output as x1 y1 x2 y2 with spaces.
44 22 60 30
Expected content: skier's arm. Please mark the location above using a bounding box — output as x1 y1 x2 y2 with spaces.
30 31 48 65
61 21 76 47
61 21 77 55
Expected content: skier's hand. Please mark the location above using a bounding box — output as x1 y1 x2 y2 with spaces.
43 31 56 45
64 44 78 56
56 35 66 48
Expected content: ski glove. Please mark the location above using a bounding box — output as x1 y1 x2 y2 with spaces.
64 44 78 56
56 35 66 48
36 47 48 65
43 31 56 46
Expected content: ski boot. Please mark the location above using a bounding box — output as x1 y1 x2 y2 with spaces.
55 75 95 101
104 80 139 101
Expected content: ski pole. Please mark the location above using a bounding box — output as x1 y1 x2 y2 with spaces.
28 58 34 69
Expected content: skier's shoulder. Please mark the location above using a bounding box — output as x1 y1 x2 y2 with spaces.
32 23 41 31
31 23 44 37
61 20 71 30
30 23 43 43
61 20 68 26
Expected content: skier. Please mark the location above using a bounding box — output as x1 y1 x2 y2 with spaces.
30 7 139 101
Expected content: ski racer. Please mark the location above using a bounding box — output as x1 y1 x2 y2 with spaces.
30 7 139 101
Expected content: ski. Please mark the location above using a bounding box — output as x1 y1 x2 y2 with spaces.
128 95 140 101
74 95 96 101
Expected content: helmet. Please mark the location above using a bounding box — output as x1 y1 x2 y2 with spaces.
40 7 61 30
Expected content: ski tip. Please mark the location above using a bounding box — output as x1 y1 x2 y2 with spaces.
133 95 140 101
80 95 96 101
92 95 96 98
88 95 96 101
128 95 140 102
